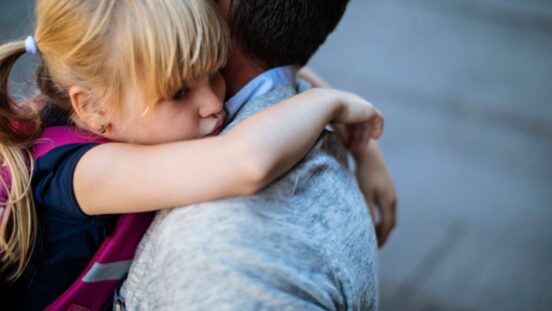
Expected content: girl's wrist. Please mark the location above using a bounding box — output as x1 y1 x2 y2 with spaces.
304 88 340 122
297 88 343 124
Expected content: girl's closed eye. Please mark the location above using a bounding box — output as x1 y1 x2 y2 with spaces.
173 86 191 101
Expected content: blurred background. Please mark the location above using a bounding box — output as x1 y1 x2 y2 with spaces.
1 0 551 310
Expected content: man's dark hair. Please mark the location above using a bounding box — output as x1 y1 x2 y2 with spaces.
229 0 350 68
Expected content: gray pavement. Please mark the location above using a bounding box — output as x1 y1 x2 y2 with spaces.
309 1 552 310
1 0 551 310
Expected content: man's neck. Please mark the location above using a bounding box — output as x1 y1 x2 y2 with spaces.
222 43 268 97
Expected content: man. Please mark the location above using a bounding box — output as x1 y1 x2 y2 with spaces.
125 0 396 309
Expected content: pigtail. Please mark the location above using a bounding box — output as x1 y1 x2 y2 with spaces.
0 41 41 281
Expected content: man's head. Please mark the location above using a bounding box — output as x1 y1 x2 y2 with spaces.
217 0 350 94
228 0 350 68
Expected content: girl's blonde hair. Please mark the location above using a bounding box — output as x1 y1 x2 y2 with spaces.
0 0 229 281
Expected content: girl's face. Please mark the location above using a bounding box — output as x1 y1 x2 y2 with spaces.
106 72 226 145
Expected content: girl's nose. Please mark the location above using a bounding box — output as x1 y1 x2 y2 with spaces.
197 80 224 118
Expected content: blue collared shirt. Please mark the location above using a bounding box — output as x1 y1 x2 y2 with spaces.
224 65 299 124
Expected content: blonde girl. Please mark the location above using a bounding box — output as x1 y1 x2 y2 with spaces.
0 0 382 308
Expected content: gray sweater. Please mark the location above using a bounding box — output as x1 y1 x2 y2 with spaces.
125 81 379 310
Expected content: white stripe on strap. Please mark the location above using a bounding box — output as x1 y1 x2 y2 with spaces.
81 260 132 283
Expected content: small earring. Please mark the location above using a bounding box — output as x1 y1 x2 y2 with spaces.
98 124 107 134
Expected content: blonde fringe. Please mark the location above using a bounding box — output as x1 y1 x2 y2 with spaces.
116 0 229 107
36 0 229 114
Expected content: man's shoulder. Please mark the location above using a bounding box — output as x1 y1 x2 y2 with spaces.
185 130 352 212
139 129 363 255
125 128 375 307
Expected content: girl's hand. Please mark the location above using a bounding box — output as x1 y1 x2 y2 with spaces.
354 142 397 247
324 89 384 152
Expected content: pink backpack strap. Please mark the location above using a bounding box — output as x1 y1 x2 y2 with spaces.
26 126 154 311
1 126 109 235
34 126 110 159
46 213 154 311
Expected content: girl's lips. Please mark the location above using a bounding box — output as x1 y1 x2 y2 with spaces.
207 114 225 136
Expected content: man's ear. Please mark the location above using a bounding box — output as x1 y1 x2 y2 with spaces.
68 85 106 132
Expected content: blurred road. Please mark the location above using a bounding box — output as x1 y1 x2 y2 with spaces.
1 0 551 310
309 1 552 310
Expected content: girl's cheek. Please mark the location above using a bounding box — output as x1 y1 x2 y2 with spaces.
178 117 202 141
211 73 226 100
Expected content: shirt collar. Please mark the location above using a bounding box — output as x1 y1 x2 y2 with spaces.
225 65 298 123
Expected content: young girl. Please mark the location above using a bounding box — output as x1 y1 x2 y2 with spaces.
0 0 383 309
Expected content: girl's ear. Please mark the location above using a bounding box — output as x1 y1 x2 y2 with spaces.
68 85 106 132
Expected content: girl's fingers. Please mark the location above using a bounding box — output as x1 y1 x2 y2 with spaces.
371 115 384 140
347 122 375 150
349 124 362 149
366 198 377 226
376 195 396 247
356 118 380 149
338 105 384 150
358 123 372 149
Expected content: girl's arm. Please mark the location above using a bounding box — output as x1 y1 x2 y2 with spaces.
74 88 383 215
